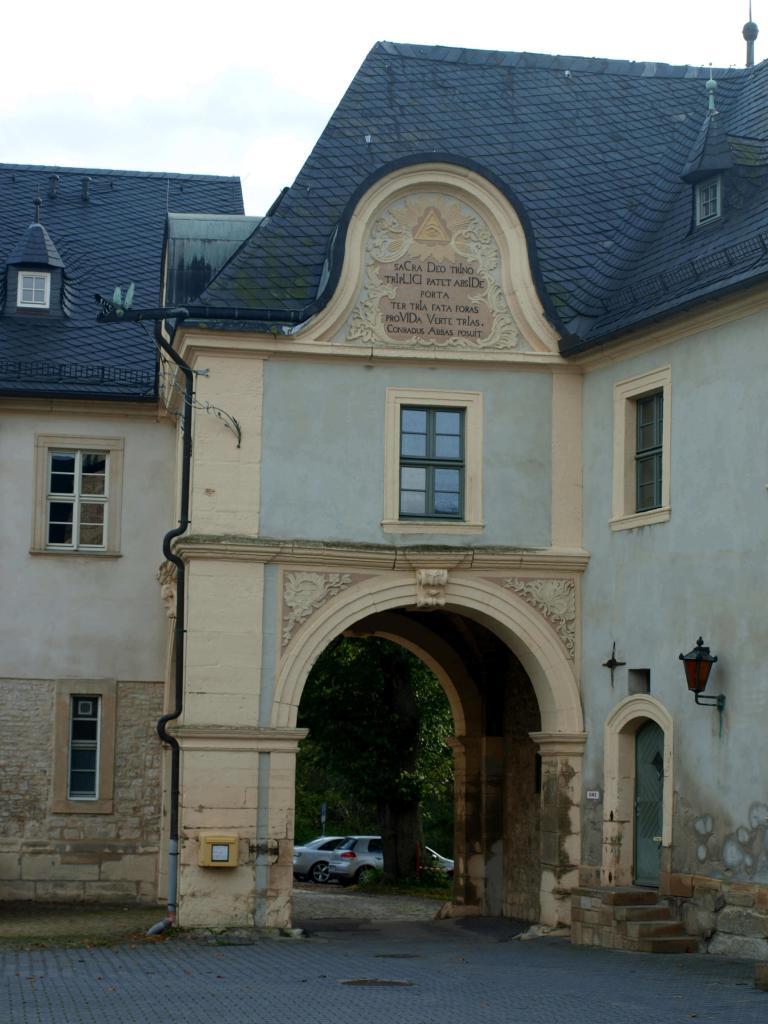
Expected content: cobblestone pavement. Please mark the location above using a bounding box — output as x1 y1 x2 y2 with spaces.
0 902 160 946
293 880 443 922
0 884 438 948
1 896 764 1024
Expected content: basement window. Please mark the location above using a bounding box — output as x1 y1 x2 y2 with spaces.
68 697 100 798
51 679 116 814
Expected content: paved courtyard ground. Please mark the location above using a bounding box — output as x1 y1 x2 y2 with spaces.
1 887 765 1023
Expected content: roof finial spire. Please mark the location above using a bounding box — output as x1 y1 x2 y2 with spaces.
705 65 718 114
743 2 759 67
33 197 42 224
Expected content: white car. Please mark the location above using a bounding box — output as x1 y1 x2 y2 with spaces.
425 846 454 878
292 836 344 883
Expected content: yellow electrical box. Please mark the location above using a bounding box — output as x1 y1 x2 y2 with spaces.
198 832 239 868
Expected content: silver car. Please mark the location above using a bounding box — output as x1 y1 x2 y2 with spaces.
292 836 344 883
328 835 384 886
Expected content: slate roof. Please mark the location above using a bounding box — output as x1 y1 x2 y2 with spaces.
198 42 768 353
7 222 65 268
0 165 243 399
165 213 262 306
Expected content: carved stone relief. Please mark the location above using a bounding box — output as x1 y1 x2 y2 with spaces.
500 577 576 659
281 572 354 648
415 568 449 608
345 192 526 351
157 561 177 619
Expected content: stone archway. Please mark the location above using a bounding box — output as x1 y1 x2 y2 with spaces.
274 572 585 926
602 694 675 887
275 573 582 732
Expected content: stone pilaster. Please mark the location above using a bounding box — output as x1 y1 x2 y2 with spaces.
175 726 306 929
530 731 587 926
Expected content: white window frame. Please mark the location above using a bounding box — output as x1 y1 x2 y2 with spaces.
46 449 109 551
695 177 722 226
610 367 671 531
383 388 483 534
67 696 101 800
17 270 51 309
32 434 124 556
51 679 116 815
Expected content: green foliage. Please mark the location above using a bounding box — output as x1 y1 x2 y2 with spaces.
295 637 454 852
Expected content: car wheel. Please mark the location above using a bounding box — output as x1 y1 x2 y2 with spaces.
309 860 331 884
355 865 374 884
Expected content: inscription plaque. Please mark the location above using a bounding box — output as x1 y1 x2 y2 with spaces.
346 192 524 350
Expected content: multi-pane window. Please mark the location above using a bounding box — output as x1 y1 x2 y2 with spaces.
68 696 100 799
399 407 464 519
17 271 51 308
47 450 108 548
635 392 663 512
696 178 721 225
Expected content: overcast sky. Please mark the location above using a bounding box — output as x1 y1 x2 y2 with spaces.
0 1 761 214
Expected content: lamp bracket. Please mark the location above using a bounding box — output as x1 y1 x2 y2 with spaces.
694 691 726 712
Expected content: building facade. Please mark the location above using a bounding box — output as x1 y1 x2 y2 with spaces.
0 165 245 902
4 42 768 959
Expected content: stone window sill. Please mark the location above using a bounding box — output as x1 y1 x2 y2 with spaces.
381 518 485 534
609 507 670 532
30 548 122 558
51 798 114 815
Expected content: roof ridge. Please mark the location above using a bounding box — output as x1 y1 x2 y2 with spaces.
373 40 747 79
0 162 240 182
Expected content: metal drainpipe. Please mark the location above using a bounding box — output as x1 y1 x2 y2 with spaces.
148 322 193 935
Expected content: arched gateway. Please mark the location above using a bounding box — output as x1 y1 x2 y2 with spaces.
168 158 588 932
173 548 586 930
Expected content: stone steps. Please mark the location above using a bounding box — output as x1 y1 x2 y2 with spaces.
624 918 688 939
626 935 699 954
613 904 673 922
571 886 700 954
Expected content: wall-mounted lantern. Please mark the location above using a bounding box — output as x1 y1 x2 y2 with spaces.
679 637 725 712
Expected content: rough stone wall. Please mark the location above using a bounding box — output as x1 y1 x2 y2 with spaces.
502 661 541 922
666 873 768 958
0 678 163 902
1 680 52 846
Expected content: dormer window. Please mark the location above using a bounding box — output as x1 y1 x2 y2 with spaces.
17 271 51 309
695 177 722 226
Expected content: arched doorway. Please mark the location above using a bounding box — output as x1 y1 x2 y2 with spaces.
602 695 674 888
275 573 585 926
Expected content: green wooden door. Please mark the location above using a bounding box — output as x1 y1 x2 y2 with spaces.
634 720 664 887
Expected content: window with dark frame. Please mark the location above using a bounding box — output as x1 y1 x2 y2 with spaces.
399 406 464 519
635 392 663 512
47 450 108 549
68 696 100 799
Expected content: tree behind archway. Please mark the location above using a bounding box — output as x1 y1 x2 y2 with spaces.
297 636 453 880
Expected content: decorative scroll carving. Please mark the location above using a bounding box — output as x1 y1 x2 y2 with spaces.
415 569 449 608
346 192 525 351
157 561 177 619
282 572 353 647
502 577 576 659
